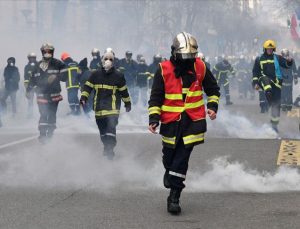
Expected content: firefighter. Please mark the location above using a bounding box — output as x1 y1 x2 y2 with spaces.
118 51 138 104
148 54 163 89
61 52 81 115
136 56 149 106
148 32 220 215
1 57 20 116
236 55 254 99
24 53 38 118
212 56 235 105
90 48 101 71
80 51 131 160
252 40 293 133
197 52 211 70
280 49 298 111
27 43 67 143
78 58 93 116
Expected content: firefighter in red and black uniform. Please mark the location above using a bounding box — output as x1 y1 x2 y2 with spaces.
61 52 81 115
148 32 220 215
252 40 293 133
27 43 67 143
80 51 131 160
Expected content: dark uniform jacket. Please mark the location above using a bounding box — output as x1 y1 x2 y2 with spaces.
27 58 67 97
63 57 80 89
212 60 235 84
148 57 220 148
24 61 37 87
280 60 297 84
89 57 102 72
252 53 292 87
136 62 149 88
4 65 20 91
118 58 137 87
80 67 131 118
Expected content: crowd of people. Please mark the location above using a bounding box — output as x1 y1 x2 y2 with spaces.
0 32 299 215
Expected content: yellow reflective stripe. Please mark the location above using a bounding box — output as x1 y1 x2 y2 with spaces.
263 85 272 91
149 106 161 115
161 105 184 112
165 94 182 100
162 136 176 145
272 79 281 89
85 81 94 88
253 77 258 81
187 90 202 97
184 100 204 109
271 117 280 122
67 85 80 89
24 80 29 83
183 133 204 145
224 81 229 86
182 88 189 94
94 84 117 90
95 110 120 116
81 91 90 98
118 85 127 91
122 97 131 103
260 60 274 70
112 87 117 110
207 95 219 104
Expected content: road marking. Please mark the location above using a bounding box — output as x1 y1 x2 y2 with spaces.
277 140 300 166
287 109 300 118
0 136 37 150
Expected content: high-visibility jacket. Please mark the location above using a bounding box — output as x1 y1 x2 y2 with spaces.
160 58 206 124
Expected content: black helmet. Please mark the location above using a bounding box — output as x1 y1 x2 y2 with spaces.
7 57 15 65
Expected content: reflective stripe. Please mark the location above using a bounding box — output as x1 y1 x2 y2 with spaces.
271 117 280 122
122 97 131 103
263 85 272 91
148 106 161 115
105 133 116 137
39 123 49 126
161 105 184 112
81 91 90 98
169 171 186 179
24 80 29 83
67 67 79 88
187 90 202 97
253 77 259 81
59 68 68 73
184 100 204 109
162 136 176 145
165 94 182 100
85 81 94 88
95 110 120 116
182 88 189 94
183 133 204 145
112 87 117 110
67 85 80 89
207 95 219 104
48 70 59 74
224 81 229 86
94 84 117 90
34 73 40 77
118 85 127 91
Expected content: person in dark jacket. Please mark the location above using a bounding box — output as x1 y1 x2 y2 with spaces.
148 32 220 215
27 43 68 143
89 48 101 71
252 40 293 133
118 51 138 104
148 54 163 89
80 51 131 160
1 57 20 116
212 56 235 105
61 52 81 115
136 56 149 106
78 57 93 115
280 49 298 111
24 52 38 118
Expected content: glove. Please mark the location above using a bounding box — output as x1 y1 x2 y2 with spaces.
125 104 131 112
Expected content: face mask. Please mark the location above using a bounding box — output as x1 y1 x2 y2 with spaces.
93 56 98 60
9 63 14 66
103 59 113 71
43 53 52 59
30 62 35 66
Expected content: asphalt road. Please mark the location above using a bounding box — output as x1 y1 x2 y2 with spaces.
0 98 300 229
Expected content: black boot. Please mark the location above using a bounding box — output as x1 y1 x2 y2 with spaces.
163 170 170 189
167 189 182 215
